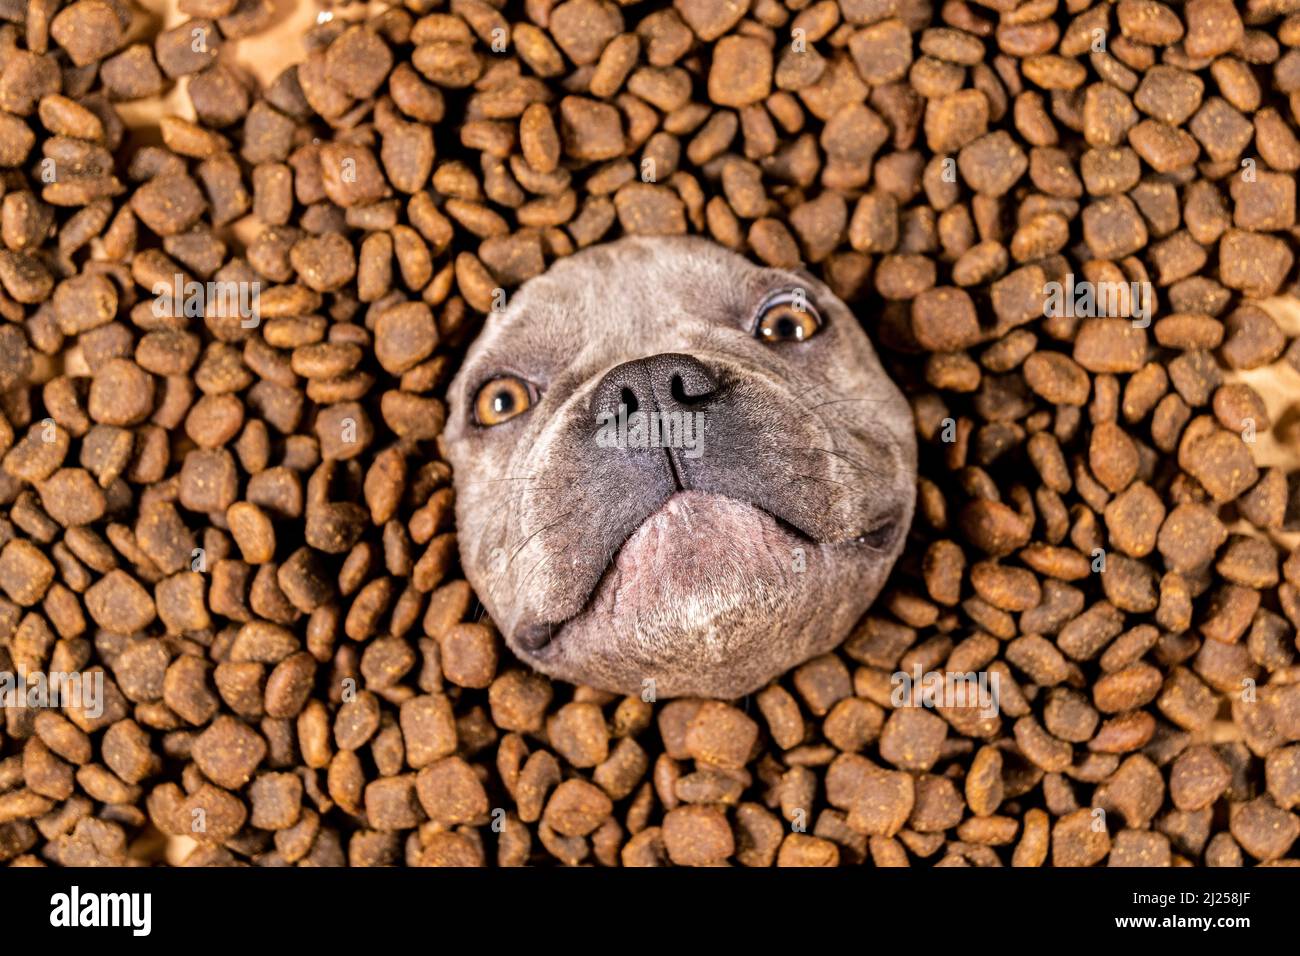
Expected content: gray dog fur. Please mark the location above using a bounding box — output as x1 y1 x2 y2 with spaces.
443 236 916 699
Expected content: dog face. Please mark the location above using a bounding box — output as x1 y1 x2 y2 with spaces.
443 236 916 699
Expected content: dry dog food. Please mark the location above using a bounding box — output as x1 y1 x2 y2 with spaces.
0 0 1298 868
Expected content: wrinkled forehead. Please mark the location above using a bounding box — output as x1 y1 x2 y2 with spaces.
463 237 783 367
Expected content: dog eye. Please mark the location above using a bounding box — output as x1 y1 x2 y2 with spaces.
474 376 534 426
755 290 821 343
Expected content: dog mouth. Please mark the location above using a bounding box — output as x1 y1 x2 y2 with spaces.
512 490 901 653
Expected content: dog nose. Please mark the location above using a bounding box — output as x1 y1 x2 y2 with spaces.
590 353 718 420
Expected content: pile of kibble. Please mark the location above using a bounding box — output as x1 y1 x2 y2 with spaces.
0 0 1298 868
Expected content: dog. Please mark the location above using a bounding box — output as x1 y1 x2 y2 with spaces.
443 236 917 699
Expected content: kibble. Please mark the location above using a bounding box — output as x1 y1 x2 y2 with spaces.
0 0 1295 872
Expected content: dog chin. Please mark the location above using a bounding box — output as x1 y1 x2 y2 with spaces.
515 490 878 697
586 489 810 617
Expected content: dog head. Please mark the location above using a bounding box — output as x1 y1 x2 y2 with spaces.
443 236 916 699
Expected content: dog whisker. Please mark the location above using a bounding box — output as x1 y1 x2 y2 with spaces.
785 471 853 487
504 510 576 573
799 445 872 473
515 551 556 599
807 396 891 411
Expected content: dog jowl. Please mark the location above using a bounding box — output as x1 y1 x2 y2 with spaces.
444 236 917 699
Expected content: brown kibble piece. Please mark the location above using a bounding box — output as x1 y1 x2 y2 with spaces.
51 1 125 67
193 716 267 790
547 702 609 769
662 805 734 865
708 37 773 108
684 702 759 769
